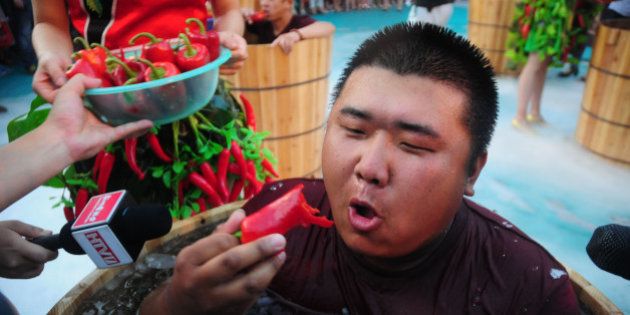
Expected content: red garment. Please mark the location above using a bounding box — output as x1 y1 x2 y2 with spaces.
243 179 580 314
66 0 207 49
245 15 315 44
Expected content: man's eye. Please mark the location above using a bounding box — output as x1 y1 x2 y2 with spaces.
343 126 365 135
401 142 431 153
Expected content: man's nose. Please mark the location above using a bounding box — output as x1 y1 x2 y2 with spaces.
354 134 390 187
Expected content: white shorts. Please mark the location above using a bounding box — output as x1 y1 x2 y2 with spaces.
407 3 454 26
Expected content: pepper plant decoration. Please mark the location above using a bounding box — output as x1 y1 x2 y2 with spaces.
7 80 278 220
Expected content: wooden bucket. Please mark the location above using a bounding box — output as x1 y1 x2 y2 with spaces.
575 19 630 164
222 36 333 178
48 202 622 314
48 201 246 315
467 0 516 74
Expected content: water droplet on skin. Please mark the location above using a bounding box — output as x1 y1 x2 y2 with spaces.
531 265 540 271
473 296 481 303
277 182 284 188
513 239 519 243
549 268 567 279
269 185 277 191
521 306 528 313
502 221 514 228
501 253 507 259
493 225 500 229
472 303 478 308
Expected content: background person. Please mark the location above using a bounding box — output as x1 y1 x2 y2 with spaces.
243 0 335 53
139 23 579 314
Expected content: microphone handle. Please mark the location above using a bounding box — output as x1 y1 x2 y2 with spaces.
30 234 61 251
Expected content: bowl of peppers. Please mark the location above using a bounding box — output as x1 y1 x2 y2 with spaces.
70 18 230 126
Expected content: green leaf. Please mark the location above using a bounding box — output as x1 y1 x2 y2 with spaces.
191 203 200 212
152 166 165 178
163 170 172 188
29 95 48 113
182 205 192 218
189 189 202 199
172 161 187 174
44 176 66 188
7 108 50 142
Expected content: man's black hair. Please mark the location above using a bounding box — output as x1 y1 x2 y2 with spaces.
332 22 498 171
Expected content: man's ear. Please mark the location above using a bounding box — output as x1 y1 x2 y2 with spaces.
464 151 487 196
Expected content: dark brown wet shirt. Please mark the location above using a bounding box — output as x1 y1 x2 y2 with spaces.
243 179 579 315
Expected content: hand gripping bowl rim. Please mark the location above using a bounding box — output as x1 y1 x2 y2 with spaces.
84 47 232 96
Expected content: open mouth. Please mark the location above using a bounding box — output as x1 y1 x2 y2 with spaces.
348 199 383 232
352 202 376 219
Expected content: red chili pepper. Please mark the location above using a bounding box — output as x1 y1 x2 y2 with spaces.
197 198 207 213
97 152 115 194
229 178 245 202
524 4 532 17
92 150 105 180
244 183 255 199
239 94 257 131
250 11 267 23
247 161 262 194
66 58 97 79
201 162 225 201
228 162 241 175
178 180 186 206
239 184 334 243
63 207 75 222
176 33 211 72
73 37 108 74
146 132 172 163
139 58 181 81
124 137 145 180
185 17 220 61
520 24 530 39
216 148 231 199
129 32 175 63
230 141 252 182
189 172 224 207
106 56 146 86
261 159 279 178
577 15 585 28
74 188 89 217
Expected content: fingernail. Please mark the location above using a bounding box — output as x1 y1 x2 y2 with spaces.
274 251 286 266
266 234 286 251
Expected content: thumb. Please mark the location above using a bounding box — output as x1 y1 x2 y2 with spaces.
54 75 102 105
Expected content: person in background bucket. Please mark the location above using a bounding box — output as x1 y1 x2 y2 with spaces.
138 23 579 314
30 0 248 103
407 0 455 26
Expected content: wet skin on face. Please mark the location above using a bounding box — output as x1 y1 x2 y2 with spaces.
322 66 486 259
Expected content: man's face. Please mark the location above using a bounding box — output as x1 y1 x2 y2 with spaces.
322 66 484 258
260 0 291 20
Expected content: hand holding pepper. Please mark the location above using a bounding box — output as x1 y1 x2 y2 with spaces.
138 209 286 315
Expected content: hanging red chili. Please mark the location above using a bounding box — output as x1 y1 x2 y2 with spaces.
201 162 225 201
185 17 220 61
230 141 252 182
124 137 145 180
239 94 256 131
228 163 241 175
146 132 172 163
176 33 211 72
229 178 245 202
261 159 279 178
92 150 105 180
97 152 115 194
129 32 175 63
239 184 334 243
189 172 223 207
216 148 231 199
197 198 207 213
520 24 530 39
247 161 262 195
74 188 89 217
63 207 75 222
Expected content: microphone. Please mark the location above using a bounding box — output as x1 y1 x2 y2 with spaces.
31 190 172 268
586 224 630 280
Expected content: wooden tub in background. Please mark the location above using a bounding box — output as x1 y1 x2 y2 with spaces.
576 19 630 164
221 36 333 179
467 0 516 75
48 202 623 314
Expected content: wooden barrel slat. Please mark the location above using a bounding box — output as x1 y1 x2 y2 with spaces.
222 36 332 178
577 19 630 164
467 0 515 74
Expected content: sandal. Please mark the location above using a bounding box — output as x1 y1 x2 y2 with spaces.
526 114 545 124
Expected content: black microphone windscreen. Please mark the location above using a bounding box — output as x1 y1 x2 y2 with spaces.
119 204 172 240
59 222 84 254
586 224 630 280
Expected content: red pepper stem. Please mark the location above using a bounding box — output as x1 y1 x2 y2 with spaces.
106 57 137 78
129 32 162 45
138 58 164 80
233 231 242 239
73 36 91 50
90 43 113 56
178 33 198 58
185 17 207 34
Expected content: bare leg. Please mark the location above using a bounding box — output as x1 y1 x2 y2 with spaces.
514 53 549 126
529 57 550 121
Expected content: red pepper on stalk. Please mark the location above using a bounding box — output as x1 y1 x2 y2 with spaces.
185 17 220 61
216 148 231 199
124 137 145 180
189 172 224 207
197 198 207 213
201 162 226 201
129 32 175 63
74 188 89 217
239 184 334 243
228 162 241 175
73 37 108 74
146 132 172 163
520 23 530 39
239 94 256 131
63 207 75 222
97 152 116 194
176 33 211 72
92 150 105 180
139 58 181 81
106 56 146 86
229 178 245 202
247 161 263 195
230 141 252 182
261 159 279 178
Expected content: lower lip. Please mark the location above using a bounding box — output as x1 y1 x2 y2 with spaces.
348 206 383 232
